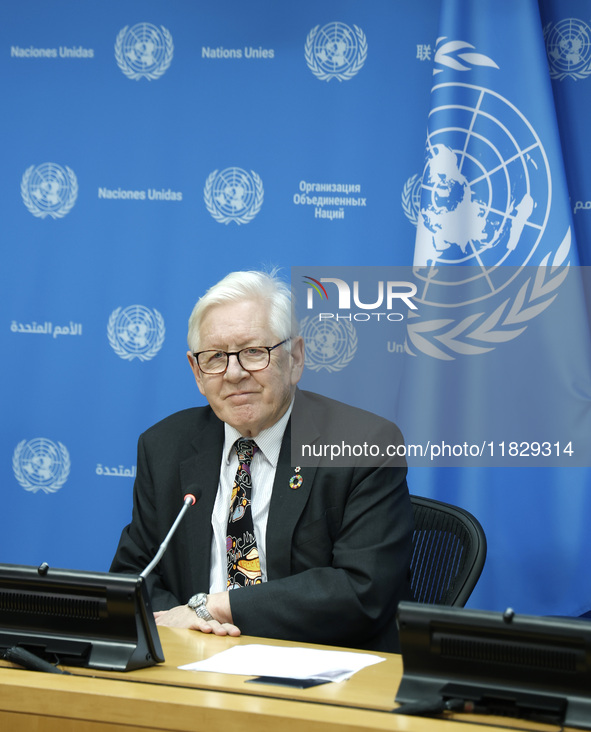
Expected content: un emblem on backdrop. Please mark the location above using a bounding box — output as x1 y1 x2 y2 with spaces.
204 168 264 225
544 18 591 81
107 305 165 361
13 438 70 494
300 316 357 373
401 174 422 227
115 23 173 80
21 163 78 219
305 22 367 81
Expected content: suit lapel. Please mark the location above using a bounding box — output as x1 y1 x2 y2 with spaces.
179 412 224 591
266 393 321 579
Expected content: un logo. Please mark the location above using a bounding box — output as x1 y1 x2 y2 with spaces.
115 23 174 80
305 22 367 82
401 174 422 227
544 19 591 81
21 163 78 219
108 305 165 361
408 81 570 359
204 168 264 225
300 316 357 373
13 438 70 494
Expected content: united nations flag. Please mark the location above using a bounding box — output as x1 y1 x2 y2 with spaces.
396 0 591 616
396 0 589 455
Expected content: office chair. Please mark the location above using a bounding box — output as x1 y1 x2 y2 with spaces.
409 495 487 606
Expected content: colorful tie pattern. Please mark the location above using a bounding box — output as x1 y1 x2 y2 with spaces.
226 438 262 588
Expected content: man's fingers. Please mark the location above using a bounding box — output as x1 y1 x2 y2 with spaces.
179 610 240 635
195 619 241 636
152 605 240 636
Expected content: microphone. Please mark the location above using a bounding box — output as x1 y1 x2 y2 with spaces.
140 492 199 579
3 646 71 675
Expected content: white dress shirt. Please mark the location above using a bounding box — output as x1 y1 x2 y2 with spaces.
208 402 293 593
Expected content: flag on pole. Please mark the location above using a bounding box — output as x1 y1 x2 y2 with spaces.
398 0 591 616
397 0 590 468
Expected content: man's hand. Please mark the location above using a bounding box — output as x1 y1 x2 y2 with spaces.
154 592 240 636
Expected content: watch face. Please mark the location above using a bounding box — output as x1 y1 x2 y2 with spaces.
188 593 203 608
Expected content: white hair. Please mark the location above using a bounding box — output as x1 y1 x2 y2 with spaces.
187 269 299 352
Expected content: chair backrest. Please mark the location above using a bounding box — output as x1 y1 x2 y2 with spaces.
409 495 487 607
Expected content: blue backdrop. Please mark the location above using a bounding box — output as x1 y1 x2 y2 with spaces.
2 0 590 618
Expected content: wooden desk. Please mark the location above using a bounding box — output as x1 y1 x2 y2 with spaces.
0 628 569 732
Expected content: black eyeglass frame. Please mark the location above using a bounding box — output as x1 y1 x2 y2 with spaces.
193 338 291 374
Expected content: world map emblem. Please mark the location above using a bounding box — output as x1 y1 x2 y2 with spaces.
204 168 264 225
13 438 70 494
409 81 570 359
305 22 367 82
300 316 357 373
21 163 78 219
108 305 165 361
115 23 174 80
544 18 591 81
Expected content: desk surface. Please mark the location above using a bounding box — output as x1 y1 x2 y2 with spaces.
0 628 571 732
75 628 407 712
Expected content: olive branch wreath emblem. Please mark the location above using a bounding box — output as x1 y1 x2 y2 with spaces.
204 170 264 225
21 165 78 219
107 307 166 362
401 174 421 226
13 440 71 494
305 24 368 82
301 316 358 373
406 38 570 360
543 21 591 81
115 25 174 81
405 232 572 360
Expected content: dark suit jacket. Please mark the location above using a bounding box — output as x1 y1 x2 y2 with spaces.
110 389 414 652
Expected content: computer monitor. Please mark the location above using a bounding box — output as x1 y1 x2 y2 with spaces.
396 601 591 729
0 563 164 671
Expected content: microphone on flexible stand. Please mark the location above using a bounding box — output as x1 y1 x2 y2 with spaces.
140 492 199 579
2 494 200 675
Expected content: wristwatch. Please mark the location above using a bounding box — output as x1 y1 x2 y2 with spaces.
187 592 214 621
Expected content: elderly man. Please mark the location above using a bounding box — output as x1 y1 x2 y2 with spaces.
111 270 414 652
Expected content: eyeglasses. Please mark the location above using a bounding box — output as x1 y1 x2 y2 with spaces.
193 339 290 375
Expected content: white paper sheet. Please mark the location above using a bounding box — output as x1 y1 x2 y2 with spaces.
179 644 385 683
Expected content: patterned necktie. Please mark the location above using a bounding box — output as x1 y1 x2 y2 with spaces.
226 438 262 588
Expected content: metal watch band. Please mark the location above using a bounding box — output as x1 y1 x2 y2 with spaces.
187 592 214 622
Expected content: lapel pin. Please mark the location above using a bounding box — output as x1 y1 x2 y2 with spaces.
289 467 303 489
